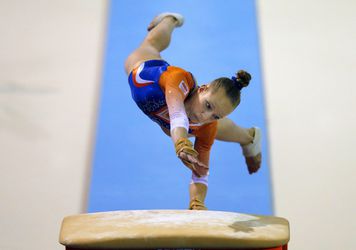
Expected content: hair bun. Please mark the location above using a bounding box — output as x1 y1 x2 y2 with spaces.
235 70 251 89
231 70 251 90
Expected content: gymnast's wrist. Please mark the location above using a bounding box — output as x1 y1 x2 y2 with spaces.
171 127 188 142
174 137 198 157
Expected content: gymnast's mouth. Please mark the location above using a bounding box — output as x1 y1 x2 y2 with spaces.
190 114 200 124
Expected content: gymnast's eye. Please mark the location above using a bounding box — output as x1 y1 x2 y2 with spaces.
206 101 212 110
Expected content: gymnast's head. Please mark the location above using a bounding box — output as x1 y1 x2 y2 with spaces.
186 70 251 124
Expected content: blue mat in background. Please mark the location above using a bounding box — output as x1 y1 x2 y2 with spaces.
88 0 273 215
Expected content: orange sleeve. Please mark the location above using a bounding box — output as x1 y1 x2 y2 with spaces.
159 67 191 133
159 66 195 100
194 121 218 167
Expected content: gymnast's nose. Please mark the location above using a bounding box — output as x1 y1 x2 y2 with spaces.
200 110 212 123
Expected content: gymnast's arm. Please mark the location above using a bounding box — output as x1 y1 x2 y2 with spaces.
165 87 188 142
165 86 208 175
193 122 217 175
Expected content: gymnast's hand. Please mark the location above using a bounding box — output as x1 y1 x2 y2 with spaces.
174 138 209 177
179 152 209 177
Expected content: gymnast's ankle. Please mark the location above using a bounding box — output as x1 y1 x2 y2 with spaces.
240 127 255 146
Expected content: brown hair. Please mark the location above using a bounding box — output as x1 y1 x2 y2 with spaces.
210 70 251 108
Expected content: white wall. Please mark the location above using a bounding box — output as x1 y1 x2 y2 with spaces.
257 0 356 249
0 1 107 249
1 0 355 249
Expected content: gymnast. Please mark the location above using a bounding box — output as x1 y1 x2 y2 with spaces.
124 13 262 210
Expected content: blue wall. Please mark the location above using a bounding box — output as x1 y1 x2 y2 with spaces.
88 0 273 215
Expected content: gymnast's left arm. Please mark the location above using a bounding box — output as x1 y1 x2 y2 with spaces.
193 139 211 176
193 121 218 176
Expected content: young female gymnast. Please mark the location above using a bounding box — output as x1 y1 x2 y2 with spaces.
124 13 262 210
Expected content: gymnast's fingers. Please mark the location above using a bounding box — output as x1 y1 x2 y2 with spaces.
179 152 197 164
195 160 208 169
181 159 201 177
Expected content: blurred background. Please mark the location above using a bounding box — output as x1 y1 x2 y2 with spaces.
1 0 355 249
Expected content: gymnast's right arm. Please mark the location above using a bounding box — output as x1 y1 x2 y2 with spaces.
165 84 208 176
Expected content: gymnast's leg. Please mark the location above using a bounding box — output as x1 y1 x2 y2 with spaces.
216 118 261 174
216 118 254 144
124 16 179 75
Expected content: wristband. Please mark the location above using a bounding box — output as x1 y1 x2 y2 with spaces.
174 138 198 157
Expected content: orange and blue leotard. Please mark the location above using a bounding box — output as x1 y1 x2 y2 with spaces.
128 59 217 167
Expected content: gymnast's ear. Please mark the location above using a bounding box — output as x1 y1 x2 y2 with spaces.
198 84 208 93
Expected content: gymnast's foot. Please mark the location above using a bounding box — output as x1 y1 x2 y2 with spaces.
147 12 184 31
189 183 208 210
241 127 262 174
189 198 208 210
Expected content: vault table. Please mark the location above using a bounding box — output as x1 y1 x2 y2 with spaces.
59 210 289 249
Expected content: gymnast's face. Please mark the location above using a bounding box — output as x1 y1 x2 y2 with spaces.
186 84 235 124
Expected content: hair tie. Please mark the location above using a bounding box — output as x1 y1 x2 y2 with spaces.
231 76 243 91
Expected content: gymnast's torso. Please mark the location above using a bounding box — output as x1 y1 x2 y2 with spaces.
128 59 217 150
